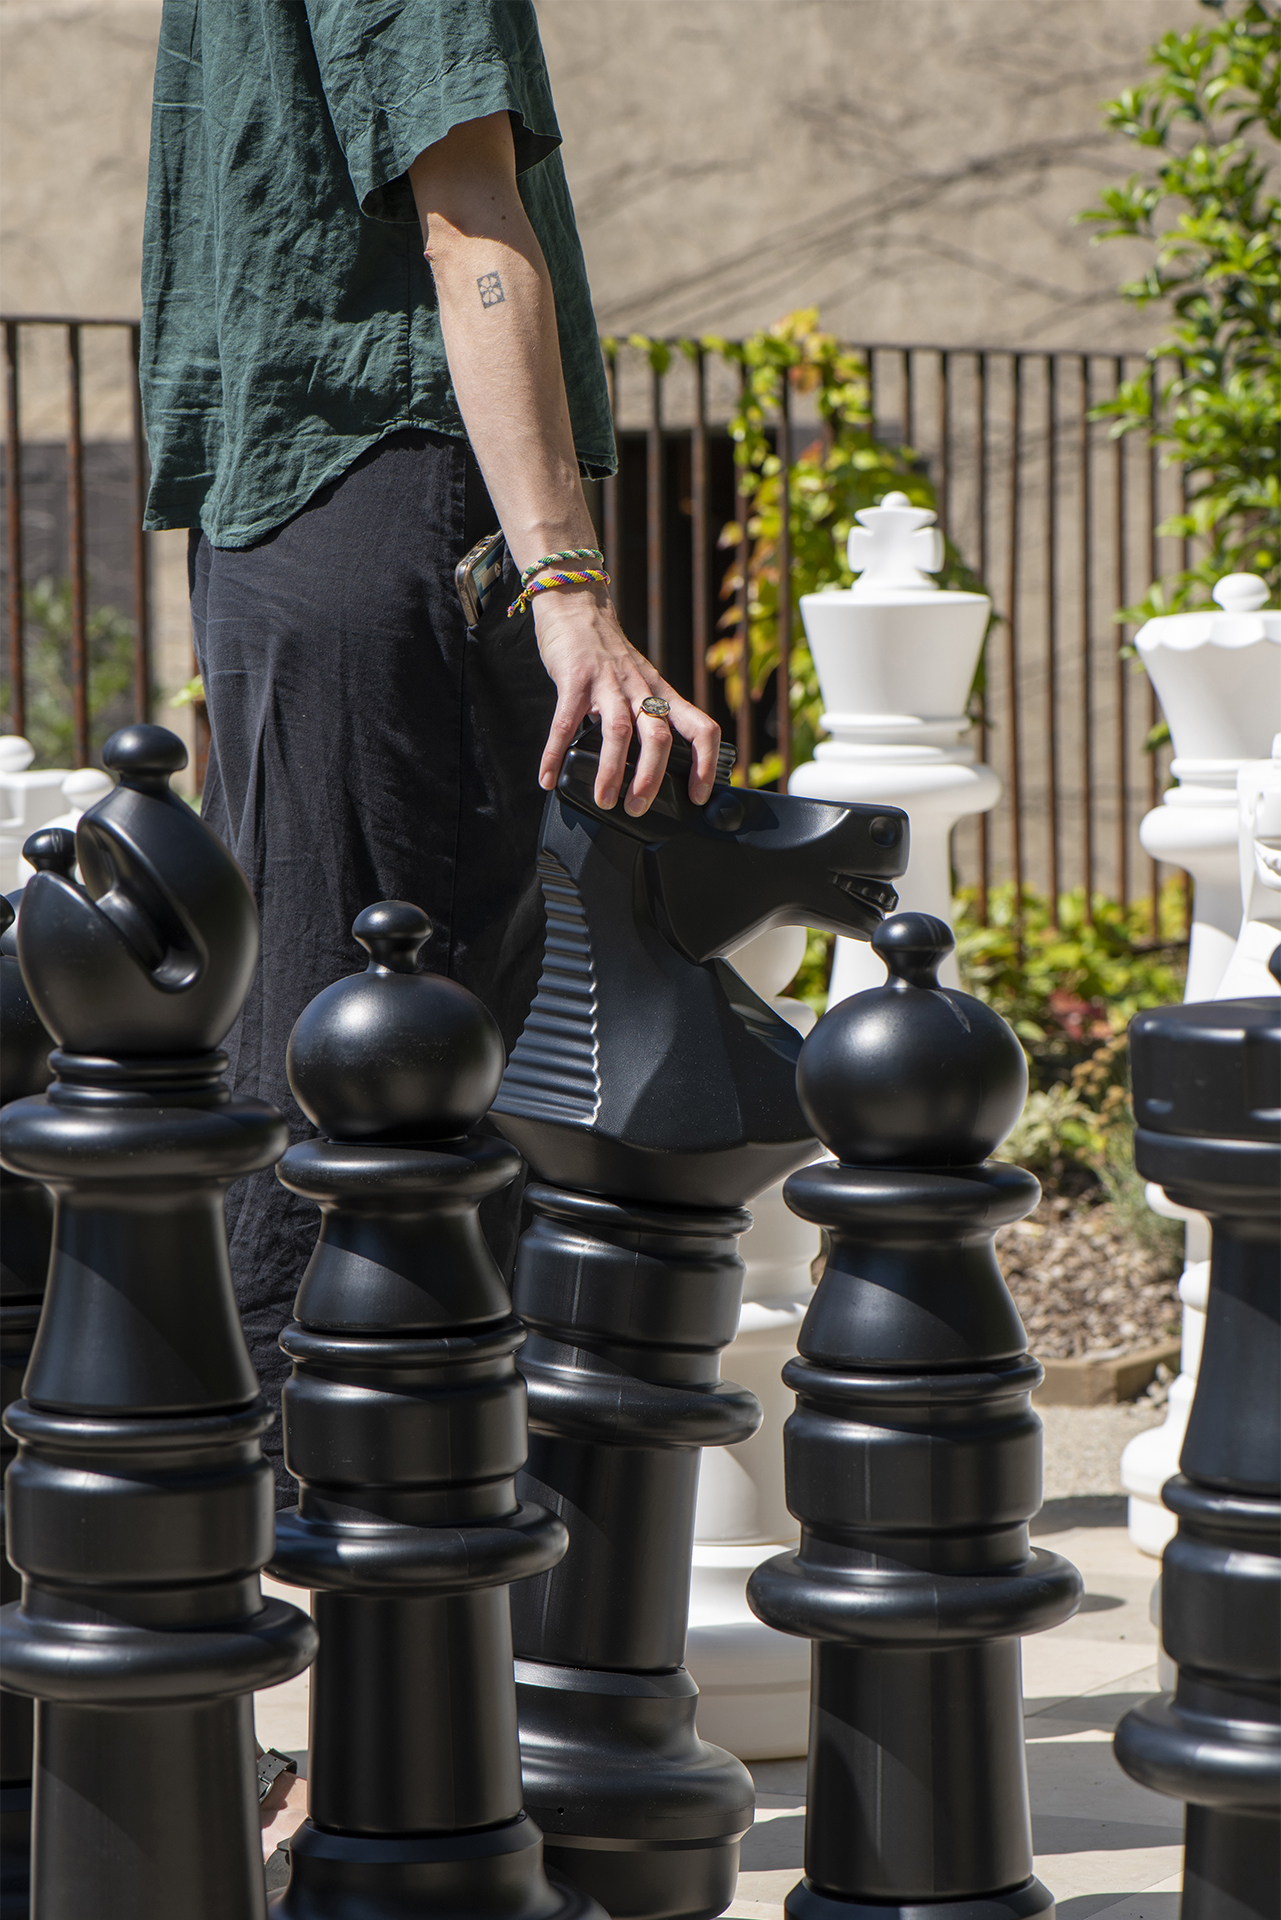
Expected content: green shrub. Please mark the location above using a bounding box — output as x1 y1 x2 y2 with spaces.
2 579 137 767
1077 0 1281 614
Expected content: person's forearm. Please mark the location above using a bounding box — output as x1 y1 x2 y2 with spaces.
408 113 719 816
409 137 595 574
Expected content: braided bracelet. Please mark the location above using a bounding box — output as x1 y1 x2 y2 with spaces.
517 547 604 591
508 567 610 619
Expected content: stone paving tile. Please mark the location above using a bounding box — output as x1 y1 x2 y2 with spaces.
254 1518 1185 1911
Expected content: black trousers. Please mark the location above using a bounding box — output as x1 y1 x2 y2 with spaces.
190 428 556 1501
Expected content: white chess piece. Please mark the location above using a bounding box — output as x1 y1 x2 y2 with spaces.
0 738 80 894
684 923 820 1759
791 492 998 1003
1122 576 1281 1555
1215 737 1281 998
11 767 113 888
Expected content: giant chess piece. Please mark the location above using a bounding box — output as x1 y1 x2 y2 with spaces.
1114 961 1280 1920
269 901 601 1920
748 914 1082 1919
0 835 70 1919
0 725 317 1920
490 723 909 1920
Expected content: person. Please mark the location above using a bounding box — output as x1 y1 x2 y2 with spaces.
140 0 720 1506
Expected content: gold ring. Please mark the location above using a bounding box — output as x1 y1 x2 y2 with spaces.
640 696 671 720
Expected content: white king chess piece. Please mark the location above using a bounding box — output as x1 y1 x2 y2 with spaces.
1122 574 1281 1556
684 924 821 1760
791 491 997 1004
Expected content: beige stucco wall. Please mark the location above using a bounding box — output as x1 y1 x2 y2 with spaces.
2 0 1204 347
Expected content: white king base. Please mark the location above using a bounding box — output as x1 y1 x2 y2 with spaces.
686 927 820 1760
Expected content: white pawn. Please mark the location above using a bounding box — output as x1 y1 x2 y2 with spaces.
11 767 113 889
0 738 78 894
685 923 821 1761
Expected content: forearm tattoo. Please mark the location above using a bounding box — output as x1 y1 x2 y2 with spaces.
477 270 506 309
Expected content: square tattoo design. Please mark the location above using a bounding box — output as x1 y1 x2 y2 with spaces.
477 271 506 309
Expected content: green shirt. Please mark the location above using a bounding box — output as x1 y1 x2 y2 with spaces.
141 0 615 548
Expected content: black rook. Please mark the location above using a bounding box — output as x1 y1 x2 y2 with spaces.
749 914 1082 1919
1114 970 1280 1920
0 726 317 1920
269 901 600 1920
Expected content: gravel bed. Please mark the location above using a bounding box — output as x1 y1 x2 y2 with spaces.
1039 1402 1167 1500
995 1193 1181 1362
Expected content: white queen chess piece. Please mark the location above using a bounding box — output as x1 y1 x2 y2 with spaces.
791 492 997 1004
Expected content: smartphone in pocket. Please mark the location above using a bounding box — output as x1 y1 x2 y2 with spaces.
455 531 507 628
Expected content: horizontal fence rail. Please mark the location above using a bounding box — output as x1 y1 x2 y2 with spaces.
1 317 1189 933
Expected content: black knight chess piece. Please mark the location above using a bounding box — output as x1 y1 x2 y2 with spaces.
0 726 316 1920
489 723 910 1920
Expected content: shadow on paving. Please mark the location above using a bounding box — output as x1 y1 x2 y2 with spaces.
1031 1495 1128 1535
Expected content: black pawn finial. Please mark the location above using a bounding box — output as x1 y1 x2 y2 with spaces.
748 912 1080 1919
103 722 188 788
287 901 504 1143
20 827 77 881
797 909 1028 1168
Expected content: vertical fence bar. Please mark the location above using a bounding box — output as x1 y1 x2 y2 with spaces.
776 367 791 789
866 345 878 436
1147 400 1162 934
902 348 914 453
129 324 152 724
1178 386 1193 939
1006 355 1025 934
66 322 90 767
975 351 989 924
1045 355 1061 921
647 353 665 677
603 345 620 599
1114 357 1130 909
936 350 950 537
735 361 752 780
1080 355 1095 920
4 320 24 738
691 346 709 714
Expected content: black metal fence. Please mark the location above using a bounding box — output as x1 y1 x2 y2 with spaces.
2 316 1188 929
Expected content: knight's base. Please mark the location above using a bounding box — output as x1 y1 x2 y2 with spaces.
271 1813 601 1920
783 1874 1056 1920
516 1657 752 1920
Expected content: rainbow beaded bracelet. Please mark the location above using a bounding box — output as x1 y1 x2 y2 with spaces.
508 566 610 619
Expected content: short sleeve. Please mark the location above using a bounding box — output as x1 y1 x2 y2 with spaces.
302 0 561 223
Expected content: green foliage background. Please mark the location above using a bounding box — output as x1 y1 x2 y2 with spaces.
1078 0 1280 615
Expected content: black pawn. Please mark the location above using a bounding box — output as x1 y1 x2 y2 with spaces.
0 725 317 1920
0 840 70 1919
1114 976 1280 1919
269 901 600 1920
748 914 1082 1919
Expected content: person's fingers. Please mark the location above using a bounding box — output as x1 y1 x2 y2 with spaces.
666 699 721 804
539 682 589 791
625 709 675 815
594 694 635 810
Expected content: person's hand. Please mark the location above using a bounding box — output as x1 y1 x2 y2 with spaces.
533 586 720 816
